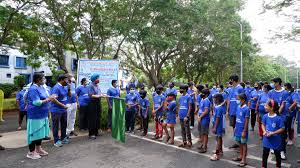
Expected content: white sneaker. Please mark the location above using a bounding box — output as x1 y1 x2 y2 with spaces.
280 151 286 160
270 149 274 154
287 140 293 146
190 126 194 129
26 151 41 160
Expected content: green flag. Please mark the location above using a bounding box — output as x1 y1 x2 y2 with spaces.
112 98 126 143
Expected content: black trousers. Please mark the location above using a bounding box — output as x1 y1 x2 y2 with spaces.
125 110 136 131
19 111 27 126
87 99 101 136
189 104 195 127
250 109 256 129
180 119 191 142
142 117 149 134
28 139 42 152
262 147 281 168
281 120 288 153
79 105 88 130
52 112 67 143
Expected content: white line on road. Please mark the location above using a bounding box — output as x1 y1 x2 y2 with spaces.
127 133 256 168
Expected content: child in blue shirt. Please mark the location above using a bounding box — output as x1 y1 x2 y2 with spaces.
162 93 177 145
187 81 196 129
210 93 225 161
138 90 150 136
152 85 166 139
16 88 27 130
178 84 192 148
198 88 211 153
125 86 138 133
262 100 285 168
248 82 263 131
232 93 250 167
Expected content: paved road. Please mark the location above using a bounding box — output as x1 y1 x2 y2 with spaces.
1 118 299 168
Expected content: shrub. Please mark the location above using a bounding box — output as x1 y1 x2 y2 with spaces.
13 75 26 89
0 83 17 98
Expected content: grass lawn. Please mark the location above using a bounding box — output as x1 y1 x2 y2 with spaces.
3 98 17 111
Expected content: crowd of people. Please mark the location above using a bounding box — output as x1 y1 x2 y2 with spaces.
1 72 300 168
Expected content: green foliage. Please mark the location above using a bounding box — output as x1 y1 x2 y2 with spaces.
13 75 26 89
50 70 66 86
0 83 17 98
3 98 17 111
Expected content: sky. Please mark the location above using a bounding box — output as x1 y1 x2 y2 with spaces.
240 0 300 66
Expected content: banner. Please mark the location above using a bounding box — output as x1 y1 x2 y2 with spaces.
112 98 126 143
77 60 119 94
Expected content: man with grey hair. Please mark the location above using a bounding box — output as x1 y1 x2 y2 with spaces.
65 73 78 137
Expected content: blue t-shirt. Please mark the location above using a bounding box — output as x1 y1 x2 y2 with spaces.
139 98 150 118
27 84 50 119
50 83 68 113
153 94 166 115
65 83 76 104
198 97 211 125
210 88 219 99
16 90 27 111
87 83 102 101
107 87 120 106
167 100 177 119
165 88 178 97
76 85 90 106
228 85 245 116
262 113 284 150
212 104 225 136
249 90 263 109
244 87 253 103
285 91 298 117
268 89 289 120
257 92 269 115
125 93 138 111
235 104 250 137
187 89 195 104
179 94 191 119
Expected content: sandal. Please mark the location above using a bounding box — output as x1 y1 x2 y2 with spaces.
178 142 187 148
186 142 192 148
168 140 174 145
232 157 242 162
210 154 220 161
166 136 171 143
197 144 203 150
198 148 207 153
238 162 247 167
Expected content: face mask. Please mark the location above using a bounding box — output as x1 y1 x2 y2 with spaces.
141 95 146 99
200 94 205 99
213 86 217 89
179 90 184 94
236 100 241 105
246 85 250 88
156 90 161 94
169 85 174 88
254 86 258 90
70 77 75 82
130 90 135 94
270 83 275 89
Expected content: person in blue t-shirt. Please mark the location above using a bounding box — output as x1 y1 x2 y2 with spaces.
178 84 192 148
283 83 298 146
76 78 89 131
152 84 166 139
256 84 272 139
198 88 211 153
16 87 27 130
244 81 253 104
248 82 263 131
106 80 120 132
219 85 228 133
262 100 285 168
162 93 177 145
187 81 196 129
125 86 138 133
135 83 145 131
210 93 225 161
65 74 78 137
268 77 289 160
227 75 245 149
50 74 71 147
138 90 150 136
232 93 250 167
165 82 178 99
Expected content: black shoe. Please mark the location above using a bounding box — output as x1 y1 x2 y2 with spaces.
70 131 78 136
0 145 5 150
0 135 2 137
43 136 51 140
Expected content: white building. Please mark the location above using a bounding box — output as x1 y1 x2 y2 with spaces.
0 45 78 84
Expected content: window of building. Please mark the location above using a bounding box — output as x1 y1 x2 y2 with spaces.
15 57 27 68
71 59 78 71
0 55 9 67
6 73 11 78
